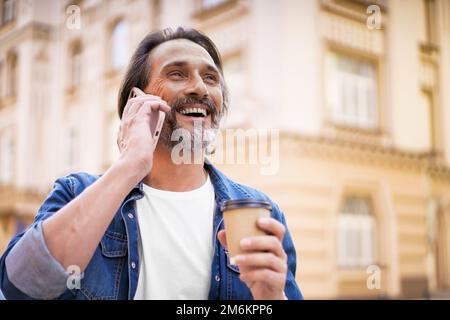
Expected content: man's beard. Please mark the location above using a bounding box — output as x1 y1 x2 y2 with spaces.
157 96 221 152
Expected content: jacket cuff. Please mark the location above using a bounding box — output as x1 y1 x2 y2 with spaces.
5 221 69 299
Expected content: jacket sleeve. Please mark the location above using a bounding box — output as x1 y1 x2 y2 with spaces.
0 176 76 300
273 203 304 300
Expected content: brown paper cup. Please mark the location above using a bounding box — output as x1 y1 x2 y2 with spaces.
221 199 272 263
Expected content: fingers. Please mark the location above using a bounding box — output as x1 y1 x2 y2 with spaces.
124 100 169 125
256 217 286 242
234 252 287 274
149 100 171 113
138 100 171 116
217 230 228 250
229 218 289 300
122 95 171 119
131 95 170 112
136 101 164 117
239 269 285 289
240 235 287 261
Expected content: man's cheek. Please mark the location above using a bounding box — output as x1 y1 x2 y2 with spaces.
148 78 167 98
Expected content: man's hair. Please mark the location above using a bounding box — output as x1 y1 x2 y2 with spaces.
117 27 229 119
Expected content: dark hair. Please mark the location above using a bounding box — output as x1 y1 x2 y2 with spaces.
117 27 228 119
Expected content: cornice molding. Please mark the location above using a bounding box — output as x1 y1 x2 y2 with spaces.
0 21 53 50
280 132 450 182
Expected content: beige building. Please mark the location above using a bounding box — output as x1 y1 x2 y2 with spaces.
0 0 450 299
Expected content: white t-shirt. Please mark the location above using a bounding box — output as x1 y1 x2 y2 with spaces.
133 175 215 300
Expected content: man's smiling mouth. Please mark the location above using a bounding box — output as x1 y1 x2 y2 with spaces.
176 103 211 118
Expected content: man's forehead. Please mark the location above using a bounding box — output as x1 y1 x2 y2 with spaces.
149 39 216 69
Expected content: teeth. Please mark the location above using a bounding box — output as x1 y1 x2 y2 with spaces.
179 107 207 116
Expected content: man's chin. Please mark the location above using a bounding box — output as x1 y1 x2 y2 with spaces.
157 113 217 151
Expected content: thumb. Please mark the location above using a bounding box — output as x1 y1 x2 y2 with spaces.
217 230 228 250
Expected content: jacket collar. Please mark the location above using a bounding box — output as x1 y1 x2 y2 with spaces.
124 158 233 204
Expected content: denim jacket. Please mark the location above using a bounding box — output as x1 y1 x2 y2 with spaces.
0 161 302 300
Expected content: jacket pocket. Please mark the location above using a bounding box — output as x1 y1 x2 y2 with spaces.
100 231 128 258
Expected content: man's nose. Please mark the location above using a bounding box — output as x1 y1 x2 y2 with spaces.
184 74 208 98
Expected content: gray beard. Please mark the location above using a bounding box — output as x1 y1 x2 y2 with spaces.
158 110 219 153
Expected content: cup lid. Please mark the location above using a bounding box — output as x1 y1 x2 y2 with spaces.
221 199 272 211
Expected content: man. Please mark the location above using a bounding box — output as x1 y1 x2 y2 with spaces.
0 27 302 300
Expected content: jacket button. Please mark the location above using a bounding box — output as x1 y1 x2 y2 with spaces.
215 275 220 282
128 213 134 219
131 262 136 269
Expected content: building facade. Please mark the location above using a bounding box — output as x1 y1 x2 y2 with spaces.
0 0 449 299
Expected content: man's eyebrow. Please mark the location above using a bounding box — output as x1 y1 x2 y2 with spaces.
161 60 220 74
161 61 188 69
204 64 220 74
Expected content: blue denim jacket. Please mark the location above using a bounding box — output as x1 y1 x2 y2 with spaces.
0 161 302 300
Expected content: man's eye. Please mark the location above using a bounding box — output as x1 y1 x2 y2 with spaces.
168 71 184 78
204 74 218 83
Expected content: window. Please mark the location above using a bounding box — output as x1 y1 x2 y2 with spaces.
419 90 435 151
337 196 376 268
326 51 378 129
69 41 82 88
6 50 17 98
110 19 128 70
0 130 14 184
0 0 16 26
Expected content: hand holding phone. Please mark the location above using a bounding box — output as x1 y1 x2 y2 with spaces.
127 87 167 152
117 87 170 179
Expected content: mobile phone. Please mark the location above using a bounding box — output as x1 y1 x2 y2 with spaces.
128 87 166 152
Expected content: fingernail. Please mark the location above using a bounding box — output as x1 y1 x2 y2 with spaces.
259 217 270 225
241 238 251 247
230 257 236 265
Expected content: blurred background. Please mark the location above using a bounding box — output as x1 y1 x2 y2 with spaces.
0 0 450 299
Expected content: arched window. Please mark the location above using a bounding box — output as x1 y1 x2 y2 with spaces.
110 19 128 70
337 196 376 268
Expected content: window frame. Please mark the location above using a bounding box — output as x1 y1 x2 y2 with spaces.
325 49 380 131
337 196 377 269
